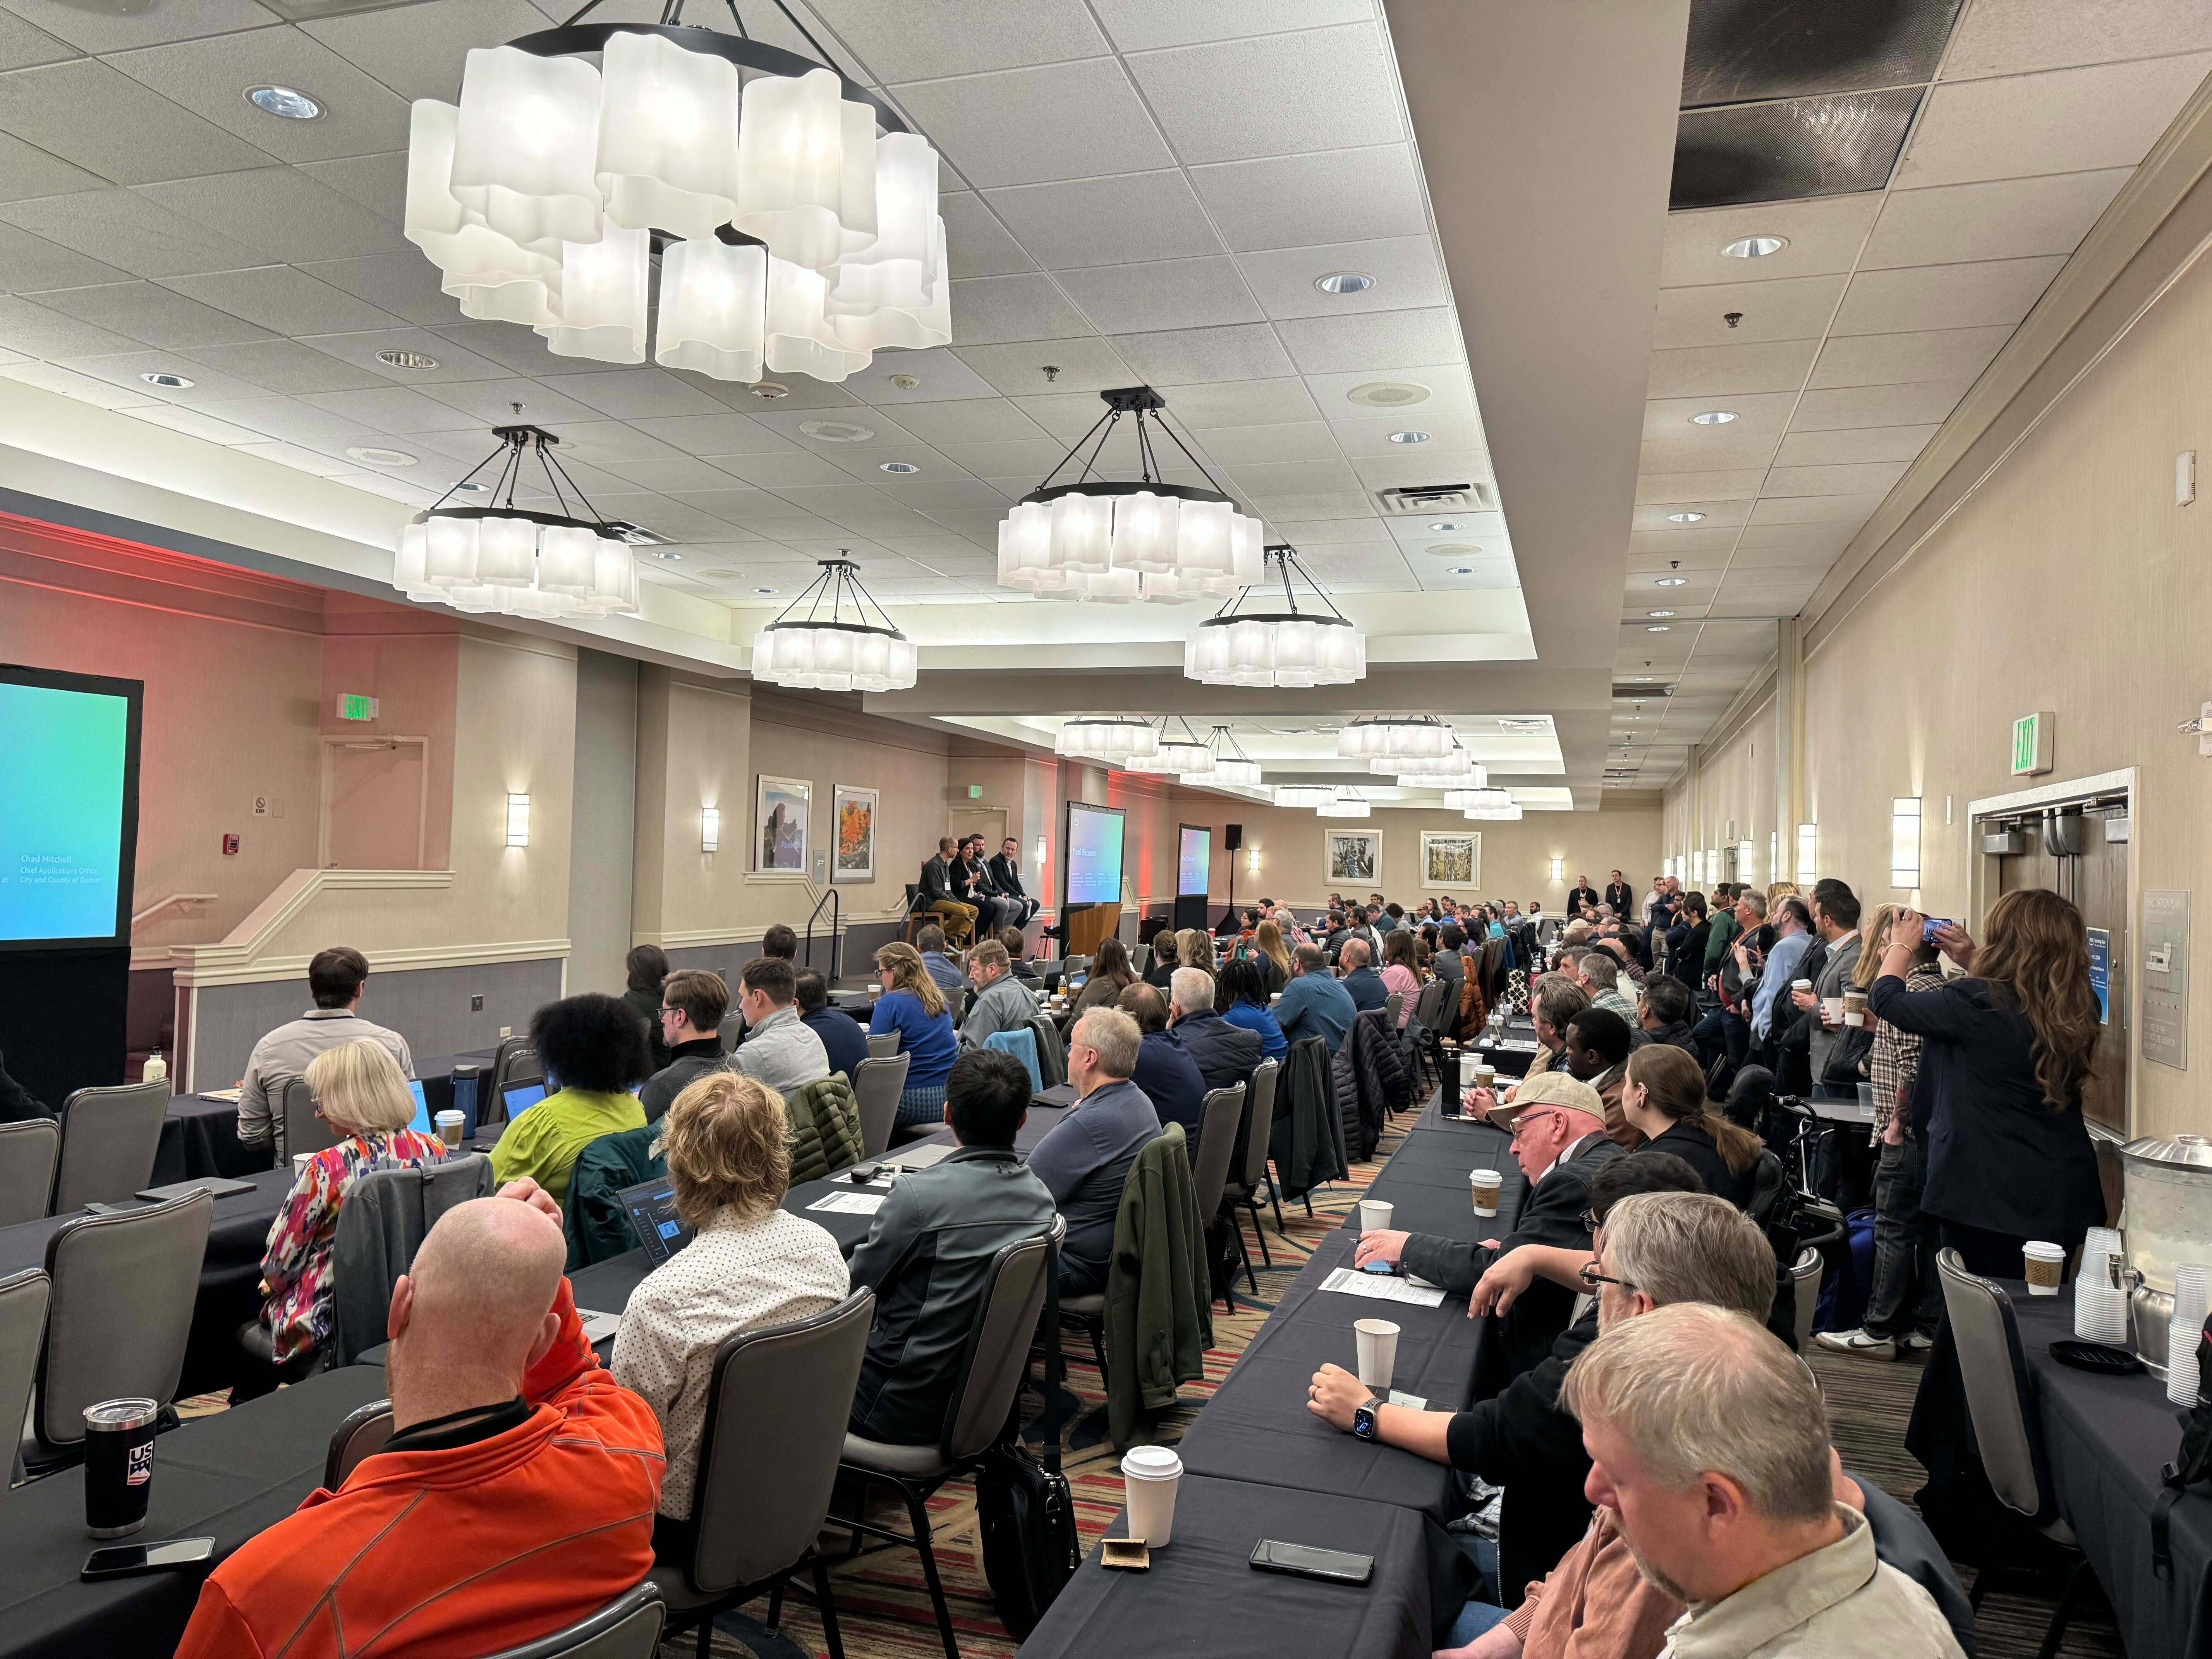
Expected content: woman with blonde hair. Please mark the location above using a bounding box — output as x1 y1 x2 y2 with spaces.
1254 918 1292 996
1874 891 2103 1274
1177 928 1216 979
614 1071 847 1535
869 942 958 1124
250 1039 448 1392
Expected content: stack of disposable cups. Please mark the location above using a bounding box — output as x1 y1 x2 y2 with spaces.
2169 1263 2211 1406
2072 1227 2127 1345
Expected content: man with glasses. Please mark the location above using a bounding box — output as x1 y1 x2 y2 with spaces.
1355 1073 1621 1382
639 969 730 1125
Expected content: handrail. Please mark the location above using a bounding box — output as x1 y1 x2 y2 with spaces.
803 884 841 982
131 893 217 930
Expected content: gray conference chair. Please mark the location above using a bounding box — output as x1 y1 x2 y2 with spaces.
479 1039 544 1128
835 1230 1053 1659
0 1269 51 1487
278 1074 340 1162
27 1190 211 1474
0 1120 58 1224
483 1583 666 1659
1936 1248 2089 1658
1790 1246 1823 1350
652 1290 874 1659
1382 990 1404 1032
329 1156 499 1367
324 1398 396 1490
1130 943 1152 977
1190 1084 1247 1306
865 1032 901 1061
851 1053 909 1159
1223 1056 1283 1261
50 1079 171 1213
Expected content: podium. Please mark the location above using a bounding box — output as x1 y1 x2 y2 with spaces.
1065 902 1121 959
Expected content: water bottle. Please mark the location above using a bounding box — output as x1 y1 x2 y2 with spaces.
141 1050 167 1085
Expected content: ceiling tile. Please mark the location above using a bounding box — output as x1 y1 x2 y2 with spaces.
1645 389 1797 439
191 393 374 440
1055 256 1262 334
1331 410 1484 456
0 58 275 184
1760 460 1910 497
104 26 412 165
981 169 1220 269
1347 449 1482 490
296 324 511 384
844 346 1001 404
1831 255 2065 334
1092 0 1374 52
294 151 406 224
300 0 553 104
939 191 1035 278
1943 0 2212 80
26 276 274 348
952 335 1131 395
1635 467 1769 503
1807 324 2013 388
537 365 727 419
947 272 1093 344
804 0 1106 82
1275 305 1457 374
414 374 603 429
423 318 628 380
1659 193 1884 288
0 222 126 290
890 59 1171 190
55 347 266 401
296 251 462 329
930 437 1067 478
1188 144 1428 251
124 399 277 445
172 337 384 392
161 264 401 335
1126 21 1402 165
0 186 263 276
227 438 352 475
0 10 71 70
602 455 754 494
135 167 405 263
880 396 1044 445
0 132 104 202
1158 375 1322 427
1790 378 1972 429
1745 491 1889 525
1234 235 1444 320
1771 423 1937 465
1653 273 1846 349
1862 167 2131 270
1898 53 2212 188
623 410 796 455
1632 497 1751 531
1302 361 1471 415
297 383 483 434
748 405 921 447
1732 520 1858 555
0 292 139 356
1109 321 1293 383
0 0 273 55
1184 419 1339 465
1646 338 1820 399
711 450 860 489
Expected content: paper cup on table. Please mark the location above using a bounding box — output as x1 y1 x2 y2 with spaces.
1121 1445 1183 1546
1470 1168 1503 1218
1358 1199 1393 1235
434 1109 464 1150
1354 1318 1400 1389
2022 1240 2066 1295
1843 989 1868 1028
1458 1052 1482 1091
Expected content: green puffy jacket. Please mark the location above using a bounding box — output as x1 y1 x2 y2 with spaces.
785 1073 866 1184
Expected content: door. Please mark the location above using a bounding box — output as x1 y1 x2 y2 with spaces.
948 806 1008 854
324 739 427 870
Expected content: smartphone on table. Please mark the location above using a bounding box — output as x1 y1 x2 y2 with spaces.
82 1538 216 1581
1249 1539 1374 1584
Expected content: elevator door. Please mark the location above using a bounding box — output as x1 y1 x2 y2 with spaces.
1991 818 2128 1135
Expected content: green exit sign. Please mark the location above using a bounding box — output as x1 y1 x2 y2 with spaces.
2011 709 2053 776
336 693 380 722
966 784 982 799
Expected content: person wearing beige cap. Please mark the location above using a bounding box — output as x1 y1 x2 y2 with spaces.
1356 1071 1622 1382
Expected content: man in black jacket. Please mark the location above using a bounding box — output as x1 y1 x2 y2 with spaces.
1564 876 1600 919
918 836 976 945
1165 966 1261 1094
637 969 730 1124
953 835 1013 938
1310 1164 1771 1607
988 836 1040 929
1636 975 1698 1053
1355 1072 1618 1382
1603 870 1634 914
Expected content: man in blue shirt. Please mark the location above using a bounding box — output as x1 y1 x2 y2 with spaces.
1276 942 1358 1054
795 970 868 1081
915 924 966 995
1118 983 1208 1136
1750 896 1815 1049
1339 938 1387 1013
1027 1006 1162 1293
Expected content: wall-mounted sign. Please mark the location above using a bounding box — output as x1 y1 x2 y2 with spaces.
2087 927 2110 1026
335 693 379 722
2011 709 2053 776
2142 890 2190 1070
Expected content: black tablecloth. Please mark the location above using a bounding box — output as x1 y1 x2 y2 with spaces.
1019 1473 1447 1659
1342 1120 1525 1246
0 1365 391 1659
1175 1232 1479 1518
154 1097 273 1187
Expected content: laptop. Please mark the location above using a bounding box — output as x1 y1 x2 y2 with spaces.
619 1175 695 1266
403 1079 433 1136
500 1079 549 1121
883 1142 954 1171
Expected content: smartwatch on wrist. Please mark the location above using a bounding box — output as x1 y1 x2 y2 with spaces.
1351 1396 1383 1441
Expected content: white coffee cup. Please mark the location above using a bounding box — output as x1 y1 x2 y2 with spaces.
1470 1168 1503 1217
2023 1240 2066 1295
1821 995 1843 1025
1121 1444 1183 1546
1791 977 1813 993
434 1109 464 1150
1355 1317 1400 1389
292 1151 314 1173
1358 1199 1393 1235
1458 1052 1482 1090
1843 989 1868 1028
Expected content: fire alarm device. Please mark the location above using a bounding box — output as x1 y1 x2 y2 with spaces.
222 834 240 856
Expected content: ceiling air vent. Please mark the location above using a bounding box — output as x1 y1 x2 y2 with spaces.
1377 484 1492 515
1611 684 1674 701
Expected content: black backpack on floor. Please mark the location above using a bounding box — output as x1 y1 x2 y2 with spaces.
976 1246 1080 1636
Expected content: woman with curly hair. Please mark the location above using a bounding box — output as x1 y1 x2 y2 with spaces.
869 942 958 1125
490 993 651 1204
1216 956 1286 1061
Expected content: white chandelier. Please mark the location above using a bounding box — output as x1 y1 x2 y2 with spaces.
1446 788 1514 812
1273 785 1335 807
403 15 946 385
1186 543 1365 687
1339 715 1455 760
1126 716 1213 775
1384 742 1485 787
1467 803 1524 821
1314 788 1372 819
393 419 639 619
998 388 1264 602
750 555 916 691
1055 717 1158 761
1188 726 1262 787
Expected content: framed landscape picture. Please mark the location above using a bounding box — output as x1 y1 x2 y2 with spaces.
755 775 810 876
1421 830 1480 891
1324 829 1381 888
832 784 877 881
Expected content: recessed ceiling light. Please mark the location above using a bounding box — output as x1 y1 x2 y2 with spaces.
755 587 777 594
1346 381 1430 408
1721 235 1787 259
375 349 438 370
1655 576 1688 587
1315 271 1375 295
1666 510 1705 523
139 371 193 388
1648 610 1675 618
800 419 874 442
1646 624 1672 632
1633 676 1655 682
1689 410 1737 426
1446 566 1475 575
752 382 790 400
878 460 919 474
1387 430 1429 444
1427 521 1460 532
246 84 322 120
346 445 417 467
455 480 491 494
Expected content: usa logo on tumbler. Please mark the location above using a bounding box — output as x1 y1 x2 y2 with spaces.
126 1441 153 1486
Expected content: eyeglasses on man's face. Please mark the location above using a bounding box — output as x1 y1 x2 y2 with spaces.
1509 1108 1563 1144
1579 1257 1632 1293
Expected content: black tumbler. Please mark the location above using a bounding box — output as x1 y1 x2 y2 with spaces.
451 1064 480 1141
84 1398 159 1537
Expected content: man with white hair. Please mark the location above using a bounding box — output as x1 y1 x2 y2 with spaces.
1166 965 1261 1094
1338 936 1388 1012
1027 1007 1161 1293
1561 1304 1963 1657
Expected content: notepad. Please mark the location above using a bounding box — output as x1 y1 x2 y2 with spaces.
808 1192 886 1216
1320 1267 1447 1307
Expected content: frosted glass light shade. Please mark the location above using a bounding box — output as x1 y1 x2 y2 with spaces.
1273 785 1334 807
732 67 847 271
450 47 605 250
828 215 952 351
1315 796 1370 818
1339 716 1453 759
836 99 878 252
1185 615 1365 688
753 625 917 692
538 524 602 595
541 221 647 362
594 31 740 241
1466 804 1523 821
393 523 443 600
1388 752 1485 786
1046 493 1112 575
827 132 938 308
473 516 539 588
997 500 1056 591
1110 491 1179 574
1056 718 1157 760
1444 788 1512 811
1230 514 1264 585
655 238 766 381
405 101 560 326
589 538 639 614
763 256 869 382
1173 497 1235 583
1128 739 1210 774
422 515 480 589
1204 757 1263 786
1073 565 1143 603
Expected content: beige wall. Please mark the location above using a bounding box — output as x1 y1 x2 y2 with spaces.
1665 690 1779 890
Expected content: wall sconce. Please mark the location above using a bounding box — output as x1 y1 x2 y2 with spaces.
1034 835 1048 869
1737 839 1755 883
701 806 720 853
1705 848 1718 884
505 793 530 848
1796 823 1816 886
1246 845 1261 876
1891 797 1922 889
1549 856 1563 883
1768 832 1778 888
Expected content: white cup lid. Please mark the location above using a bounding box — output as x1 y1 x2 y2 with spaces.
1122 1446 1182 1479
2023 1240 2066 1258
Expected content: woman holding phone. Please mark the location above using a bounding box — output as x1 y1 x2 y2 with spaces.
1870 891 2103 1276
